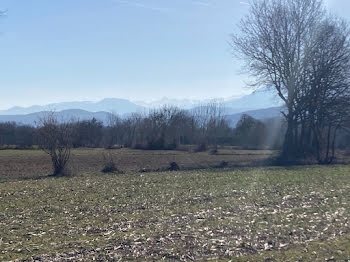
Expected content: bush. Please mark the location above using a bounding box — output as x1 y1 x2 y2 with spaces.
102 152 123 174
169 162 180 171
217 161 229 168
36 113 75 176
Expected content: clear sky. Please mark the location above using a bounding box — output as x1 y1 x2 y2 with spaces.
0 0 348 109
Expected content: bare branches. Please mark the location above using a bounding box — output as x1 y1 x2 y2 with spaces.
232 0 350 163
36 112 75 176
232 0 324 105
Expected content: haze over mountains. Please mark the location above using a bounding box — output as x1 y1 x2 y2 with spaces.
0 110 113 126
0 88 284 126
0 98 144 116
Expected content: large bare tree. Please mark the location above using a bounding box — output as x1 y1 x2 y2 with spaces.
232 0 350 162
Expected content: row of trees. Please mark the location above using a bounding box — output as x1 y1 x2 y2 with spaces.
1 106 349 175
233 0 350 163
2 106 348 154
104 104 234 150
0 122 35 147
0 106 283 150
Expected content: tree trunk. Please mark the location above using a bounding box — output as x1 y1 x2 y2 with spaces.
282 109 297 162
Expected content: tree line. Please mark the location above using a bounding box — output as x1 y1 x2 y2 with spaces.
0 105 287 151
1 105 349 152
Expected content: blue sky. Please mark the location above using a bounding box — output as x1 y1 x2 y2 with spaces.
0 0 348 109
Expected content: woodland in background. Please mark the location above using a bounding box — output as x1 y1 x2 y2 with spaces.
0 105 349 157
0 105 282 150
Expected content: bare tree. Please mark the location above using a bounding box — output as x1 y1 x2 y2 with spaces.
233 0 350 163
232 0 324 159
302 17 350 163
36 113 75 176
191 101 226 151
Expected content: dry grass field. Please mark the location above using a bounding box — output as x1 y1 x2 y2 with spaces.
1 149 350 261
1 165 350 261
0 148 276 179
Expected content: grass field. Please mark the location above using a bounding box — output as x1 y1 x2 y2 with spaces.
1 164 350 261
0 148 276 179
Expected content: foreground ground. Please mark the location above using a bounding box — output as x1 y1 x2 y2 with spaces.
1 165 350 261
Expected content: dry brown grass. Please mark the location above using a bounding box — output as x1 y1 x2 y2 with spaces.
0 148 276 179
1 166 350 261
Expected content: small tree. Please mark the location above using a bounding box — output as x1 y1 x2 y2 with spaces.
36 113 75 176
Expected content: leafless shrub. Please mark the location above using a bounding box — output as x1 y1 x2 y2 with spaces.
102 152 123 174
36 112 75 176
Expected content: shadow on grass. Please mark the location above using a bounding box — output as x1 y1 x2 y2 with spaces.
0 173 72 183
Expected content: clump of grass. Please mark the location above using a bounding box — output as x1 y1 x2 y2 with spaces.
139 168 151 173
168 161 180 171
217 160 228 168
101 152 123 174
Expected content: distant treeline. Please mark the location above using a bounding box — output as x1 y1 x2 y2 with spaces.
0 105 349 151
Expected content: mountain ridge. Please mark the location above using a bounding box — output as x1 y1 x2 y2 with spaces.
0 88 282 116
0 98 145 116
0 109 113 126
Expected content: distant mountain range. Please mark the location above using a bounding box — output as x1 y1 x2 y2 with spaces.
0 110 113 126
0 87 285 126
134 98 204 110
0 98 145 116
224 87 281 114
0 87 281 116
